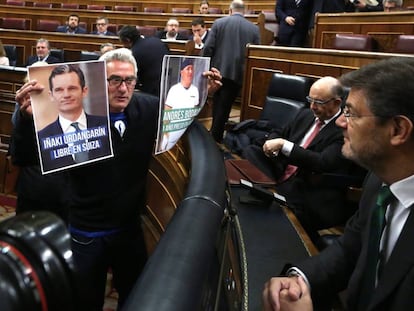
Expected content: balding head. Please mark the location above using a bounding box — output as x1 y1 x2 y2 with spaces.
230 0 245 14
308 76 343 121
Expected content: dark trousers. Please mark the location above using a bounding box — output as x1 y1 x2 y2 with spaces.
71 225 148 311
211 78 241 143
278 27 308 47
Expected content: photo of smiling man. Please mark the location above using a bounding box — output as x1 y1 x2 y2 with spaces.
29 62 113 174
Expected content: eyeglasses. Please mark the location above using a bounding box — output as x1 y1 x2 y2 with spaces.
306 96 336 105
342 106 385 122
107 75 137 88
96 23 107 26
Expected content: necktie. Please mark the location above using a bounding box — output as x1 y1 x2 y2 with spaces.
358 185 395 310
278 119 323 183
71 122 89 163
295 0 301 6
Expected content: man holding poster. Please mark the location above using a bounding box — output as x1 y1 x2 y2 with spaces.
33 63 112 173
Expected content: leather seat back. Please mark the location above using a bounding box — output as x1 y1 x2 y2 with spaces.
260 73 314 128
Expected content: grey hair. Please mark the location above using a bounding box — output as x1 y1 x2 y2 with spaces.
99 48 138 75
36 38 50 49
230 0 245 11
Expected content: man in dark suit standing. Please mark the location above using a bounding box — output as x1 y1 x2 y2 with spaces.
56 14 87 34
26 38 61 66
203 0 260 143
276 0 313 47
243 76 362 241
189 17 210 50
37 64 111 173
119 25 169 97
263 57 414 311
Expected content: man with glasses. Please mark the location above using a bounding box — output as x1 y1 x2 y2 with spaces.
263 57 414 311
156 18 189 40
243 76 364 243
90 17 115 36
14 48 222 310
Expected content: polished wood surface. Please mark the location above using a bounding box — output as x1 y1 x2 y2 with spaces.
240 45 414 121
313 11 414 53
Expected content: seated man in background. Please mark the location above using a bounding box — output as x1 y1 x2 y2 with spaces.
350 0 384 11
243 76 366 243
26 38 61 66
156 18 189 40
56 14 87 34
90 17 115 36
189 18 210 50
383 0 403 10
263 56 414 311
100 42 115 55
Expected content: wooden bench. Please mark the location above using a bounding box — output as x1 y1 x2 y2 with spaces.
240 45 414 120
0 4 268 37
0 29 200 66
8 0 277 14
313 11 414 53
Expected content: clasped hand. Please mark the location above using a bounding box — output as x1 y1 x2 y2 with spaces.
262 276 312 311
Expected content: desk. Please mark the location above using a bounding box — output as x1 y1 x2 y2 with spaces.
231 185 316 310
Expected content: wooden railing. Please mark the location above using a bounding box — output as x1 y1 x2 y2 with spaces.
0 4 272 42
2 0 276 14
0 29 199 66
240 45 414 120
313 11 414 53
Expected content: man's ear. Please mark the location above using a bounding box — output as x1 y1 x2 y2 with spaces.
390 115 414 146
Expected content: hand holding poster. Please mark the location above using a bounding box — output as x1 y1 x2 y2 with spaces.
28 61 113 174
155 55 210 154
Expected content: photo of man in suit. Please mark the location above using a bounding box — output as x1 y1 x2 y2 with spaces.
34 63 111 173
26 38 61 66
263 57 414 311
203 0 260 143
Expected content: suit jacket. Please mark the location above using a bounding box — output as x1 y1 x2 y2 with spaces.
298 172 414 310
156 30 189 40
243 108 362 229
202 13 260 84
131 36 169 96
276 0 313 43
90 30 116 36
37 114 110 173
188 29 210 45
26 55 61 66
56 25 87 34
